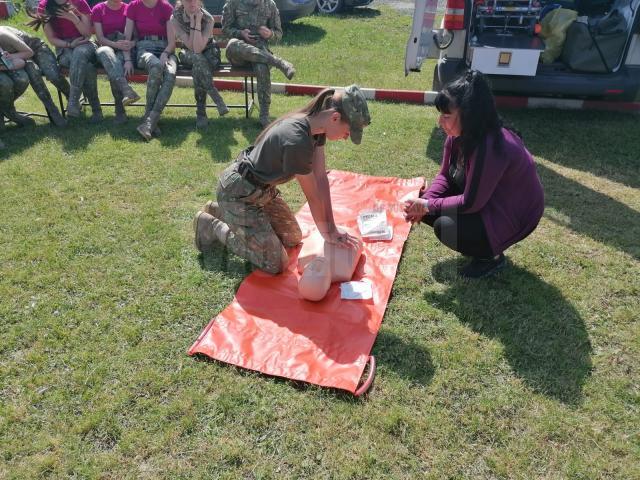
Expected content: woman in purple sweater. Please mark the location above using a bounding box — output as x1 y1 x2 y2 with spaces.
404 71 544 279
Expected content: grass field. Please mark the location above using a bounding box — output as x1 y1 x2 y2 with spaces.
1 6 640 480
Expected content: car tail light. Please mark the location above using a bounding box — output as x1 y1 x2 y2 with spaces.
443 0 465 30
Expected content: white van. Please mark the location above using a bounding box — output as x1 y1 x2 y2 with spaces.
406 0 640 101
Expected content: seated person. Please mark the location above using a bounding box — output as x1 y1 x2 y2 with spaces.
0 27 34 127
297 227 363 301
403 71 544 279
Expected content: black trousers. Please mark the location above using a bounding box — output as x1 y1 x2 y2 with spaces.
422 209 493 258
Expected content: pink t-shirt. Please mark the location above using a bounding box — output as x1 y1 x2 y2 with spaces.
38 0 91 39
126 0 173 38
91 2 127 37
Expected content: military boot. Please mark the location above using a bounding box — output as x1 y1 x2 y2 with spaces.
196 101 208 128
137 111 161 141
208 88 230 116
115 77 141 106
4 108 36 127
114 98 127 125
194 211 229 252
66 85 83 117
270 56 295 81
38 95 67 127
259 113 271 129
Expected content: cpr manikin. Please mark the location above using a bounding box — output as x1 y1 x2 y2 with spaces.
297 228 364 301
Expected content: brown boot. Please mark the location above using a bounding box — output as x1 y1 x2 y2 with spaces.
273 57 295 81
66 86 83 117
203 200 222 218
137 111 160 141
196 100 208 128
4 109 36 127
115 77 141 106
194 211 229 252
208 88 230 116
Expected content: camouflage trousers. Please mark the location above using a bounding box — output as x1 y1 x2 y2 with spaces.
26 43 70 100
0 69 29 114
225 39 272 117
136 40 176 115
179 46 222 114
216 161 302 274
57 42 100 107
96 45 127 109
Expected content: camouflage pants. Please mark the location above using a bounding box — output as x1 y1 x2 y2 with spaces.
225 39 271 116
179 46 221 114
57 42 100 107
136 40 176 115
96 45 127 109
28 43 70 98
216 162 302 274
0 69 30 113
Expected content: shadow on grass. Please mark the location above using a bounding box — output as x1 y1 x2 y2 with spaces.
505 109 640 189
426 258 592 405
374 329 435 387
281 22 327 46
317 7 382 19
424 118 640 260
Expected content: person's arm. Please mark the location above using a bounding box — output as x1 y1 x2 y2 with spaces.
170 17 191 50
0 35 33 61
296 147 358 248
429 136 510 214
420 135 454 200
43 23 71 48
265 1 282 44
58 7 93 38
123 18 135 73
160 21 176 65
190 11 211 54
93 22 114 48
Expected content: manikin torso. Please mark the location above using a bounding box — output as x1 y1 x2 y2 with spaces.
297 228 363 301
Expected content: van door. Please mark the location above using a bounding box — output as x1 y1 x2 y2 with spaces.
405 0 441 74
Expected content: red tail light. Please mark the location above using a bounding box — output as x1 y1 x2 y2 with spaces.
443 0 465 30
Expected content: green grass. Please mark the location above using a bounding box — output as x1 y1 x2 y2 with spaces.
1 6 640 480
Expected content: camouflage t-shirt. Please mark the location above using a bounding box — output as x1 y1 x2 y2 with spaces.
245 117 326 185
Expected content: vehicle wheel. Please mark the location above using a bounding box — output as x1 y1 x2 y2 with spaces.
316 0 344 14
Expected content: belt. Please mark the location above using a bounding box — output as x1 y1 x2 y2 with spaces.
237 160 268 189
140 35 166 41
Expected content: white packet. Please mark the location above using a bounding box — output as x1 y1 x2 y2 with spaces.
340 280 373 300
357 209 388 237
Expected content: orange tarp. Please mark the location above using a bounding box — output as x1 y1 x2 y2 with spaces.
188 170 424 394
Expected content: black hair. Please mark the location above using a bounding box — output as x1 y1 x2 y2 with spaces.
26 0 72 30
434 70 519 159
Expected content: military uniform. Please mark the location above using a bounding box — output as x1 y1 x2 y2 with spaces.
172 6 228 127
0 27 34 127
56 41 102 121
194 85 372 273
0 26 68 126
222 0 295 126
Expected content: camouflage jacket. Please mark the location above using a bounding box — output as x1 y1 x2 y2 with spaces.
222 0 282 47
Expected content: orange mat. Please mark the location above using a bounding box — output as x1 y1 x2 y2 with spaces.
188 170 424 394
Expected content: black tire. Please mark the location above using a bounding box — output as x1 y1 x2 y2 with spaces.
316 0 344 14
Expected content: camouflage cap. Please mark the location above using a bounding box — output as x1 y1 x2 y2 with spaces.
341 85 371 145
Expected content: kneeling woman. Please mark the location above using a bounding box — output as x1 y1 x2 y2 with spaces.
194 85 371 274
404 71 544 279
170 0 228 128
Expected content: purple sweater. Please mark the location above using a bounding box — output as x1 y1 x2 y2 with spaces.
421 128 544 255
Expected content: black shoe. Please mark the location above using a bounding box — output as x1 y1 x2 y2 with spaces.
460 254 506 279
